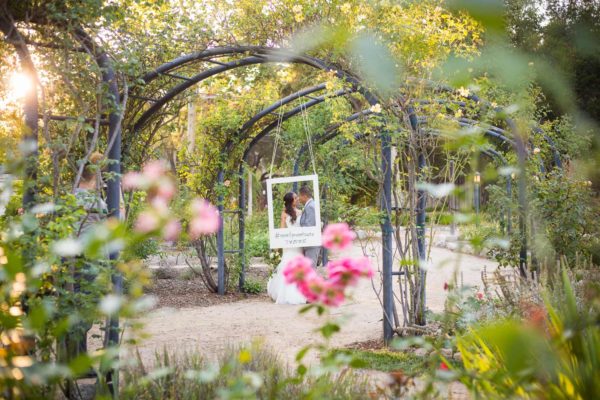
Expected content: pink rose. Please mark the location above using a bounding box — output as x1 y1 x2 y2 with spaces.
297 274 326 302
189 199 220 238
155 178 176 202
162 219 181 241
320 281 345 307
122 172 145 191
142 160 168 180
283 255 315 285
134 211 160 234
327 257 373 288
322 223 356 251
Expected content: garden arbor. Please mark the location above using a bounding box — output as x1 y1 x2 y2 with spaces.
129 46 417 340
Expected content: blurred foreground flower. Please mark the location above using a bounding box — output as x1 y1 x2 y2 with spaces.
284 225 372 307
189 199 220 238
322 223 356 252
126 160 219 241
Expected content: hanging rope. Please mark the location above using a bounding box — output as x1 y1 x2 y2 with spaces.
268 100 284 179
300 101 317 175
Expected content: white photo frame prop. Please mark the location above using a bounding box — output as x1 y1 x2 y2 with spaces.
266 174 322 249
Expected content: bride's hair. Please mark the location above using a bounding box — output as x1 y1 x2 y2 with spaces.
283 192 297 223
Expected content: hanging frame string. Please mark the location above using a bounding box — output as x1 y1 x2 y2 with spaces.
268 100 284 179
300 101 317 175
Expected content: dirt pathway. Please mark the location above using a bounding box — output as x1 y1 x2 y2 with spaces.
126 242 497 367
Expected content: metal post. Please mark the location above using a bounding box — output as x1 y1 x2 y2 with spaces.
508 120 528 278
474 172 481 225
408 108 427 326
506 176 512 235
238 166 246 291
217 169 226 295
381 130 394 343
416 153 427 326
73 26 123 394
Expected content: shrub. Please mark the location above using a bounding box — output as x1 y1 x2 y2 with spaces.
124 237 162 261
242 278 264 294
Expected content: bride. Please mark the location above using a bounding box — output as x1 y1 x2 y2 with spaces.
267 191 307 304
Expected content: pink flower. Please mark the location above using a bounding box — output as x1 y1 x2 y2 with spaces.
476 292 484 300
320 281 345 307
149 196 170 216
142 160 168 180
122 172 145 191
283 255 315 285
327 257 373 288
322 223 356 251
134 211 160 234
297 274 326 302
162 219 181 241
189 199 220 238
439 361 449 371
155 178 176 202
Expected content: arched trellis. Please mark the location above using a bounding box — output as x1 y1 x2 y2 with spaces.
127 46 406 339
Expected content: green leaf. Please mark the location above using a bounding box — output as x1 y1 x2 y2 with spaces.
319 322 341 339
296 345 311 362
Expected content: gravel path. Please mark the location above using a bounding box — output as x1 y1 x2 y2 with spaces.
125 240 497 367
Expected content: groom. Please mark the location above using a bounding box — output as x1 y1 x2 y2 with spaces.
298 185 320 268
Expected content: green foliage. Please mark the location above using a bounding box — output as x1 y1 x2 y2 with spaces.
242 278 264 295
123 238 162 261
245 213 270 259
121 343 372 400
530 171 599 264
454 272 600 399
334 348 425 375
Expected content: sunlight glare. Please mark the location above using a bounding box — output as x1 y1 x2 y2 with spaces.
8 72 33 99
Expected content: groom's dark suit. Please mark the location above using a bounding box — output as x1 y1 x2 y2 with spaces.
300 198 320 267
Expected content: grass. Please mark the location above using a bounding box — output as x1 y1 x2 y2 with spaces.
121 343 374 400
334 348 426 375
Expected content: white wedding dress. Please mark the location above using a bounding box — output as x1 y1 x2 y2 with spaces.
267 214 307 305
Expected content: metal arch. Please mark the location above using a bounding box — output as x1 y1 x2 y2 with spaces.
132 46 379 134
407 79 562 170
139 46 378 104
233 83 329 144
292 109 375 176
231 88 355 156
133 56 266 132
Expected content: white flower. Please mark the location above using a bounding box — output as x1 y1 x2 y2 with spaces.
357 14 366 22
457 87 470 97
100 294 123 315
533 147 541 154
292 4 302 13
51 238 83 257
369 103 382 113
